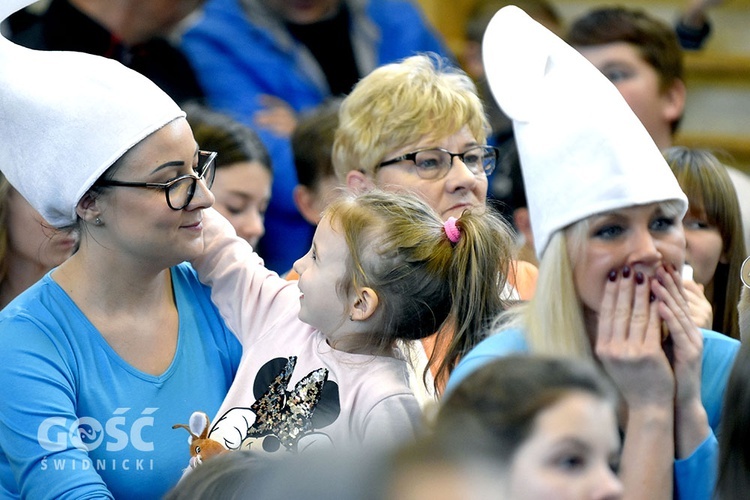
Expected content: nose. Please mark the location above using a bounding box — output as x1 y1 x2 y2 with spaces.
591 466 624 500
190 178 215 209
235 211 265 244
628 225 662 270
292 253 308 276
444 157 478 191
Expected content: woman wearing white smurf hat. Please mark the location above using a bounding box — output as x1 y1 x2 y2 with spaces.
446 6 739 499
0 1 241 498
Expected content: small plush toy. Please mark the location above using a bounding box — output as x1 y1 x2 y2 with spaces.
172 411 227 468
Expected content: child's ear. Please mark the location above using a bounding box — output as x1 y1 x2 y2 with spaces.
350 287 379 321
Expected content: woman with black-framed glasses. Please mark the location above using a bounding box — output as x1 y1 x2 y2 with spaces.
0 1 242 497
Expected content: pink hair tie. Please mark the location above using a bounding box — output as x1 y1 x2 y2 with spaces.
444 217 461 244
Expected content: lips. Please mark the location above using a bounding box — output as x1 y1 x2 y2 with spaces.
181 219 203 229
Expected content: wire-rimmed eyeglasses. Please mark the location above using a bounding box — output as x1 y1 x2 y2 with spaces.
95 150 217 210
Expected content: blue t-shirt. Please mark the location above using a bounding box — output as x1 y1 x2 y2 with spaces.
0 264 242 499
447 327 740 500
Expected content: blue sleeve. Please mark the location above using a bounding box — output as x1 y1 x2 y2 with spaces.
0 316 113 499
445 329 528 396
674 433 717 500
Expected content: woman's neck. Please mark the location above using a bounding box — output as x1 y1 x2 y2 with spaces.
51 249 173 315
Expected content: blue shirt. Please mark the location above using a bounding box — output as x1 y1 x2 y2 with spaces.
0 264 242 499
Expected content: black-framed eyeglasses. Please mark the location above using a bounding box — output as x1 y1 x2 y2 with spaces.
95 150 217 210
377 145 498 180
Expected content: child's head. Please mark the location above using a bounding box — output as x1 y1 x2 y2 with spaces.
665 146 744 338
293 190 512 366
292 98 343 226
436 356 622 499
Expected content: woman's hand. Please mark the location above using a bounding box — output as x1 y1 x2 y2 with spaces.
596 266 675 500
596 266 675 408
652 265 708 458
681 279 713 329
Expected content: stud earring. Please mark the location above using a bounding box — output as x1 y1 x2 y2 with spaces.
94 217 102 225
349 314 353 321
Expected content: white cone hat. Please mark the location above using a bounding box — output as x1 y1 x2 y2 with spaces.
0 0 185 227
482 6 687 258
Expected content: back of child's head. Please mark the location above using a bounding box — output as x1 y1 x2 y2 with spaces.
292 98 341 190
333 54 488 180
324 190 513 375
566 6 683 93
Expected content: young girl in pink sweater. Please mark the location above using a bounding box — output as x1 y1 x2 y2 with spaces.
181 190 511 464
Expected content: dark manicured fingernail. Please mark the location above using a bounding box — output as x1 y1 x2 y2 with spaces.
608 270 617 282
622 266 631 278
635 272 644 284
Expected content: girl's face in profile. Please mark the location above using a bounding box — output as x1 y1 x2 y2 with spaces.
293 215 351 340
569 202 686 315
504 391 623 500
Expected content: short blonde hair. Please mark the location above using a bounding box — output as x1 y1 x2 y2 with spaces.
332 54 489 181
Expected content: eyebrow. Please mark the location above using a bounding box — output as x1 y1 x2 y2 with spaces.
148 147 200 176
554 436 590 449
149 160 185 175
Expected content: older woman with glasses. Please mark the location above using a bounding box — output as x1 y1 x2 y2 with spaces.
0 1 241 498
332 54 530 399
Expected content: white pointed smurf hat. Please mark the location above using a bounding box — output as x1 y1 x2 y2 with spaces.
482 6 687 258
0 0 184 227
